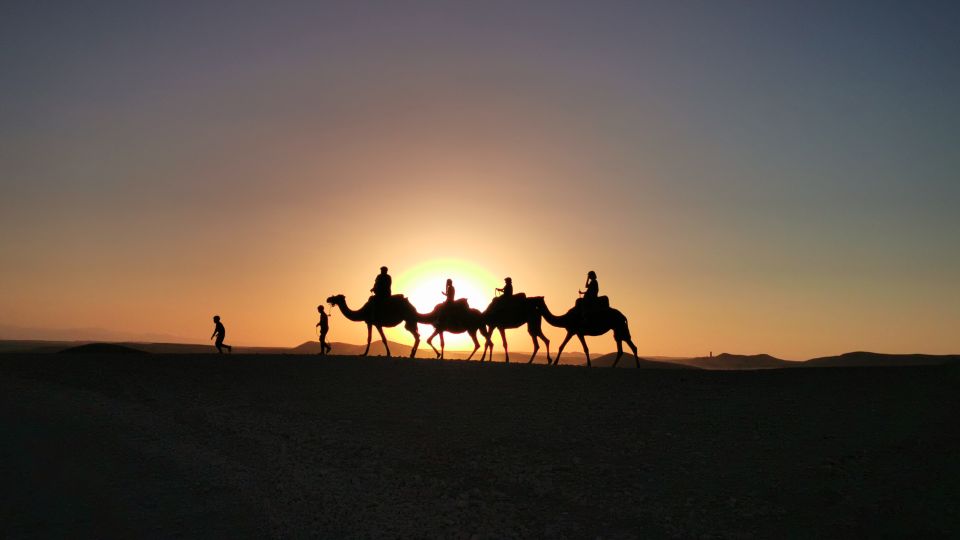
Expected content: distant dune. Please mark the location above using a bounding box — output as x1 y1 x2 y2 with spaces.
660 353 797 370
59 343 149 355
3 339 958 370
804 351 960 368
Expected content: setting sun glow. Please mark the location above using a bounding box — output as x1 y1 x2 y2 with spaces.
386 259 499 349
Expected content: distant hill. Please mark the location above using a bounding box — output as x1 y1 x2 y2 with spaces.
804 351 960 368
589 353 698 369
5 339 959 370
59 343 149 355
661 353 797 370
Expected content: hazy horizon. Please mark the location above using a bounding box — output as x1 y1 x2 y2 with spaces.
2 1 958 358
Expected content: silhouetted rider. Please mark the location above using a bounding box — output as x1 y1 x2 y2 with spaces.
496 277 513 298
371 266 392 298
580 271 598 302
443 279 455 303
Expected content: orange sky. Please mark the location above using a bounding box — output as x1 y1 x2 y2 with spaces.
1 3 958 359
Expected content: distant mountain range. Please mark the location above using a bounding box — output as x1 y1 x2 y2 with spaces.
803 351 960 368
665 353 796 370
2 339 958 369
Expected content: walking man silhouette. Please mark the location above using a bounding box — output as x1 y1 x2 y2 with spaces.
210 315 232 354
316 305 332 355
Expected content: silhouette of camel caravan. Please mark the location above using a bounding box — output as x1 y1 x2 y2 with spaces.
326 269 640 368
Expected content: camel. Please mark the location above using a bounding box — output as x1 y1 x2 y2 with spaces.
529 297 639 368
326 294 421 357
480 294 551 364
417 300 491 360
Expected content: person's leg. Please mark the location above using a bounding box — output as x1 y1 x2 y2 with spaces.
215 338 224 353
319 330 328 355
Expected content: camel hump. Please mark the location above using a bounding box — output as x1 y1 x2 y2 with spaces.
598 295 610 309
456 298 470 309
514 292 527 300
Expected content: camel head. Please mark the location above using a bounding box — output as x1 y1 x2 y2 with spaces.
326 294 345 306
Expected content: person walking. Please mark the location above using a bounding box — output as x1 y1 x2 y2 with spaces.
316 305 332 355
210 315 232 354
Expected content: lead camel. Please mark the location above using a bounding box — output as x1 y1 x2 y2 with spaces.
326 294 421 357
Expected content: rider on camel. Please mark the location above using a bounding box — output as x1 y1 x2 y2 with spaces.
443 279 456 303
371 266 392 298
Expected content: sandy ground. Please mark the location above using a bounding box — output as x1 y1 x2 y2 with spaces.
1 354 958 538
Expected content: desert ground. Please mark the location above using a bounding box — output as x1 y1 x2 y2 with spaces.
1 352 958 538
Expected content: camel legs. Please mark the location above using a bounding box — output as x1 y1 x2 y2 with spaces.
527 332 539 364
480 327 493 362
376 326 391 357
439 332 445 359
555 331 575 366
540 333 552 364
405 321 421 358
426 329 442 358
466 330 481 361
612 340 624 368
362 324 373 356
527 328 551 364
499 327 509 363
613 325 639 367
577 334 591 367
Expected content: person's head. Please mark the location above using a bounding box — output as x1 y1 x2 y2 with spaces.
380 266 388 274
317 305 325 313
504 277 512 284
587 270 597 279
446 278 452 286
213 315 220 323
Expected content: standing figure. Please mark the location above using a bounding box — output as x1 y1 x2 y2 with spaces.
210 315 232 354
442 279 456 303
316 305 332 355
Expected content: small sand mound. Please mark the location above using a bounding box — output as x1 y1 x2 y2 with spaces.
58 343 149 355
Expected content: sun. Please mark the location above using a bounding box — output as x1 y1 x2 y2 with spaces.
386 258 500 350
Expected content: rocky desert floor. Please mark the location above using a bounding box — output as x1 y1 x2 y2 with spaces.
1 353 958 538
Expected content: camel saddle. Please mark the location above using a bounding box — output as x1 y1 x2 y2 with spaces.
576 295 610 310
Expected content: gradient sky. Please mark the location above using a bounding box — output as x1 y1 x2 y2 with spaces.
2 1 958 358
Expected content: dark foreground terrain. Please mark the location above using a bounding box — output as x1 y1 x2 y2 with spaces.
1 354 958 538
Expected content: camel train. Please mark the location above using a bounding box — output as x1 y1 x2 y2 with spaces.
325 268 641 368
